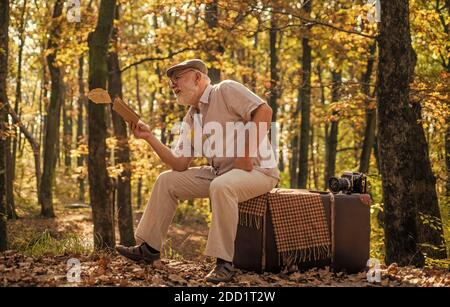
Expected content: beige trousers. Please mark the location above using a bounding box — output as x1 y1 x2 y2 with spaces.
135 166 278 262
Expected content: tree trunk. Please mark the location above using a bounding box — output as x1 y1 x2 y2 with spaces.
310 125 319 190
135 66 143 209
39 0 64 218
5 103 40 200
6 0 27 220
137 179 142 209
289 135 299 189
88 0 116 250
135 67 142 116
12 0 27 179
157 65 167 145
55 97 61 167
409 0 448 257
63 97 73 170
438 0 450 197
167 102 175 145
148 91 155 124
250 32 258 93
5 129 15 218
278 119 285 172
152 16 167 145
324 70 341 188
205 0 222 84
268 13 279 124
296 0 312 189
77 56 85 202
316 64 329 190
0 0 10 252
377 0 443 266
359 43 377 174
410 101 447 259
446 112 450 197
289 81 300 187
107 7 135 246
39 61 47 148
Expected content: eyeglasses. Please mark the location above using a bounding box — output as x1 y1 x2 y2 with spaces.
169 69 196 86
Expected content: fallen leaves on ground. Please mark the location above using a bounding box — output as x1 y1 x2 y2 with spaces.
1 251 448 287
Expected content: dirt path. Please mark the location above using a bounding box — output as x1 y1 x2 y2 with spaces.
3 207 449 287
1 251 449 287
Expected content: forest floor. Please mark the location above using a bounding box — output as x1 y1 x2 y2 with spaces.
1 206 449 287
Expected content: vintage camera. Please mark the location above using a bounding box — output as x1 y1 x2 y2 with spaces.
328 171 367 194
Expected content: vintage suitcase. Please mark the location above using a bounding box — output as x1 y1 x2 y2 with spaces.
233 189 371 274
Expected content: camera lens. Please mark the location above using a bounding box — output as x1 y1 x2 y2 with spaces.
328 177 351 193
328 177 340 192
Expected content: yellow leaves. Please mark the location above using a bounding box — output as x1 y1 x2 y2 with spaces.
128 137 165 179
410 4 448 66
71 166 87 180
70 145 87 159
107 163 125 179
370 202 384 215
106 137 118 150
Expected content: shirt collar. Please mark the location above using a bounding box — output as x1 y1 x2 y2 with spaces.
199 84 213 104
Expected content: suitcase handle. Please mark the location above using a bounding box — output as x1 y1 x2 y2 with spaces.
272 188 319 195
272 188 293 194
272 188 310 194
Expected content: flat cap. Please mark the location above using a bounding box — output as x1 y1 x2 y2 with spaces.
166 59 208 78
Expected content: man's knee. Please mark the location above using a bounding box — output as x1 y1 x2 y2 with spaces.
154 170 177 189
209 177 234 197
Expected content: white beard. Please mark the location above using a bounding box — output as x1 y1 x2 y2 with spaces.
176 81 199 106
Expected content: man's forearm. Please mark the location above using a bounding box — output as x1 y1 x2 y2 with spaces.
248 104 272 158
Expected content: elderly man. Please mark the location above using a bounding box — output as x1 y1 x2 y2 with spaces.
116 59 279 283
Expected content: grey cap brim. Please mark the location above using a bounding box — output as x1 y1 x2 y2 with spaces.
166 59 208 78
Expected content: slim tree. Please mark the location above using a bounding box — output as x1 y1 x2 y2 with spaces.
324 70 341 188
77 56 86 202
297 0 312 188
62 95 73 170
152 16 167 145
359 44 377 174
107 6 135 246
134 66 143 209
0 0 10 252
88 0 116 249
6 0 27 220
39 0 64 218
268 13 280 124
205 0 222 84
316 64 329 190
75 0 93 203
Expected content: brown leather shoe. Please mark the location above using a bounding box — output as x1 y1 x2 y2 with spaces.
115 243 160 264
205 262 235 283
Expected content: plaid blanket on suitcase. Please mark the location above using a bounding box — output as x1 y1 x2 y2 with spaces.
238 189 331 266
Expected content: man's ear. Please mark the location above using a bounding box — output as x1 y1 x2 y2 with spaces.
195 71 201 84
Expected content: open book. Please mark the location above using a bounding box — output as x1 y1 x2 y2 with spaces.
87 88 140 126
112 97 140 126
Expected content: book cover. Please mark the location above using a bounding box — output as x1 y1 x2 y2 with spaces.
112 97 140 126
